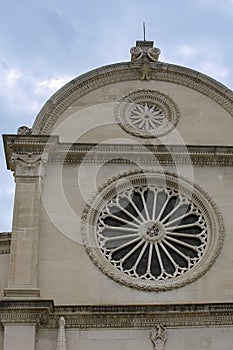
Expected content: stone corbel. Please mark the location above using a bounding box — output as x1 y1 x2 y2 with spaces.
150 325 167 350
11 152 48 178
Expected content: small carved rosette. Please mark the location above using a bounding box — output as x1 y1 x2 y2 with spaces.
115 89 179 138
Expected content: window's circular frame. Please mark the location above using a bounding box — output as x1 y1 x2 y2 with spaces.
115 90 179 138
81 170 224 291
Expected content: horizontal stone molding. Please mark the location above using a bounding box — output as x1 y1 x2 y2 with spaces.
3 135 233 168
0 300 53 327
4 288 40 298
0 301 233 329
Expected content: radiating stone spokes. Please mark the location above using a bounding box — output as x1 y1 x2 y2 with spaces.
82 170 224 291
115 89 179 138
97 185 207 281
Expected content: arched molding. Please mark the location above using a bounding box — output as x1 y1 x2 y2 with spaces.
32 61 233 135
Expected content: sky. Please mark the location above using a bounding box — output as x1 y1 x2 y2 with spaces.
0 0 233 231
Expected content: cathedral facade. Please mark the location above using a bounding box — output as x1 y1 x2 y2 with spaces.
1 40 233 349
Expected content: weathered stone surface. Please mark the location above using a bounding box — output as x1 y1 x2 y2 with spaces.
1 40 233 349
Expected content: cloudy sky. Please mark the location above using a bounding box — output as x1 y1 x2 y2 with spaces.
1 0 233 231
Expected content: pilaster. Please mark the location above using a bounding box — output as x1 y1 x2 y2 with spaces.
4 153 48 298
3 324 36 350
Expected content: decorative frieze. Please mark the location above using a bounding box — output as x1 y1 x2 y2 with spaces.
3 135 233 168
0 301 232 329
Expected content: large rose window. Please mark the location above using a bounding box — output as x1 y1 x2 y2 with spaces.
82 171 224 291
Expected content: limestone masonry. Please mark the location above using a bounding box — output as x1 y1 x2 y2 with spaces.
1 39 233 349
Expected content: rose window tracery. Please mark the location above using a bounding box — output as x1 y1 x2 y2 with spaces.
97 186 207 281
128 103 165 132
115 90 179 138
82 171 224 291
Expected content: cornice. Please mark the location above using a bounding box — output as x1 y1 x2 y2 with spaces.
3 135 233 169
31 61 233 135
50 303 233 328
0 301 232 328
0 300 53 326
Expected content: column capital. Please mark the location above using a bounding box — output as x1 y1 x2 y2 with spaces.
11 153 48 178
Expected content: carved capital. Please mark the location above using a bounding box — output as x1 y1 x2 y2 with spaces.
150 325 167 350
11 153 48 178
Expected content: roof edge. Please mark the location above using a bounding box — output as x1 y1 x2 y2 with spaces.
31 60 233 135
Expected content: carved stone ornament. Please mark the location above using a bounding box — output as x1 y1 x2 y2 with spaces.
82 170 224 291
17 125 32 135
3 135 233 168
0 232 11 254
0 300 232 329
130 40 161 62
56 317 67 350
115 89 179 138
11 153 48 177
150 325 167 350
140 59 151 80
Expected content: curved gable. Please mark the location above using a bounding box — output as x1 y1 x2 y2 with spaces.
32 61 233 138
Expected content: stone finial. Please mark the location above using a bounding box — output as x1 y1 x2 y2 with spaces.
56 317 67 350
17 126 32 135
150 325 167 350
130 40 161 62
